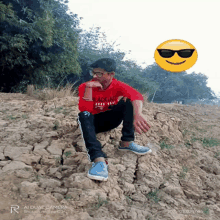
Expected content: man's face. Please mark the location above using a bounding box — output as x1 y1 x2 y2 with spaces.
91 68 114 85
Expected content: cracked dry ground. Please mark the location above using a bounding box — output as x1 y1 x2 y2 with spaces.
0 92 220 220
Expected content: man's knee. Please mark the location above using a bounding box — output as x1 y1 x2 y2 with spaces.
78 111 94 118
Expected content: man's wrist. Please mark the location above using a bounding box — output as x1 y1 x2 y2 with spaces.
83 97 93 101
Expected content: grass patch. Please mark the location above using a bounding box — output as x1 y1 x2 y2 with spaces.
194 127 206 132
191 135 201 143
202 137 220 147
62 109 70 116
202 206 209 215
125 195 133 206
64 195 72 200
22 114 28 119
179 166 188 179
190 135 220 148
146 188 161 203
35 174 42 181
27 81 78 102
182 129 189 137
0 110 7 114
160 141 174 150
64 151 72 157
3 115 18 120
92 196 109 210
53 120 59 130
54 107 63 114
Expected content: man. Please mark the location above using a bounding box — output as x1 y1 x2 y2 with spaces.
77 58 151 181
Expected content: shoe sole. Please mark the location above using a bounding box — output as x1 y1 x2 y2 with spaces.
118 148 152 155
87 173 108 181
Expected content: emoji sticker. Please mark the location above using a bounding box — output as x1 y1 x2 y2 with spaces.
154 39 198 72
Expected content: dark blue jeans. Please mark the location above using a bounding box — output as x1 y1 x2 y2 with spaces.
77 98 135 162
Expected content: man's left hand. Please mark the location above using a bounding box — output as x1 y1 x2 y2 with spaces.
133 113 151 135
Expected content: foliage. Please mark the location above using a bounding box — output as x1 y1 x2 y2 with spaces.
142 63 217 103
179 166 188 179
0 0 81 93
146 188 161 203
160 141 174 150
0 0 218 105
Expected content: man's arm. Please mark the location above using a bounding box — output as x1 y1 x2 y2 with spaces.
83 86 93 101
132 100 151 134
132 100 143 117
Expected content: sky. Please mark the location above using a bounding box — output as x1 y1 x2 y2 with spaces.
67 0 220 97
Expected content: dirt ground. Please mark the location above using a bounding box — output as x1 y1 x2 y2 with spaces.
0 92 220 220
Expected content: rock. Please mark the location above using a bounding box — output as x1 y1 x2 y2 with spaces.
163 184 184 197
64 173 98 189
75 140 87 152
0 152 5 160
33 149 50 156
53 193 64 202
15 169 32 179
4 145 33 160
107 201 125 218
0 161 10 167
34 140 49 150
213 163 220 175
0 146 6 160
20 181 39 198
102 144 116 157
17 153 41 165
115 164 126 172
129 192 146 203
192 141 203 149
123 182 136 194
52 187 68 195
41 155 57 166
47 142 62 155
69 212 93 220
2 161 33 172
47 167 59 175
43 131 59 138
39 178 61 189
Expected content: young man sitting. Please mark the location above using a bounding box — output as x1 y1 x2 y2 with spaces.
77 58 151 181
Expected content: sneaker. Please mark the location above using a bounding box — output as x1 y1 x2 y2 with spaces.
87 161 108 181
118 141 152 155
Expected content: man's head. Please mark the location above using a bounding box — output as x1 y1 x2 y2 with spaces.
89 58 116 85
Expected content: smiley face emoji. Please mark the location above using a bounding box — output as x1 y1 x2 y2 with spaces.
154 39 198 72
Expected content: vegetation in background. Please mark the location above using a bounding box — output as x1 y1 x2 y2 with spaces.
0 0 81 93
0 0 219 105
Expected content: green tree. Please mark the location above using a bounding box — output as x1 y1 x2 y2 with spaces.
142 63 217 103
0 0 81 93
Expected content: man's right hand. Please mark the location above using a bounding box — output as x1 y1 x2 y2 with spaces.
86 81 103 90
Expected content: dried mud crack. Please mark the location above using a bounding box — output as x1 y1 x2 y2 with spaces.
0 93 220 220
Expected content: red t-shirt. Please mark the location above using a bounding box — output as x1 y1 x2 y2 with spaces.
78 78 144 115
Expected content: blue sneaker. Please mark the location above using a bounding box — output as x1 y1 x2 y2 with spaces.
118 141 152 155
87 161 108 181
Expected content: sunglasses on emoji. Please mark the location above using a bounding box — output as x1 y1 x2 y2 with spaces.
157 49 195 58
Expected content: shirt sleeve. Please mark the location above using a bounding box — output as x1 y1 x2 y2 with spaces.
117 81 144 101
78 83 94 113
